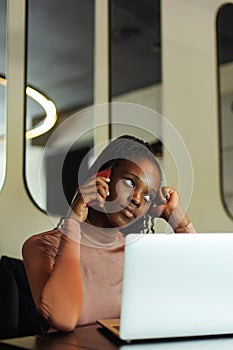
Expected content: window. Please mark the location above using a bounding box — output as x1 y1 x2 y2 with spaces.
25 0 94 216
0 0 7 191
217 3 233 217
110 0 162 156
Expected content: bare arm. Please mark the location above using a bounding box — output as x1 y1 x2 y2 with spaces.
22 173 110 331
22 220 82 332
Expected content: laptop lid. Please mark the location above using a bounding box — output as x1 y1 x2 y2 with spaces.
119 233 233 341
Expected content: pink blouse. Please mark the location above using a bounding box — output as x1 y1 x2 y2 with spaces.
22 218 196 332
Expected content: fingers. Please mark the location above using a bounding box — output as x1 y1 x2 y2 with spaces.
69 173 110 222
154 186 174 206
149 186 189 230
96 176 110 199
148 186 178 219
75 174 110 208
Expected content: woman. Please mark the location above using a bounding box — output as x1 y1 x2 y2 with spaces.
22 135 196 332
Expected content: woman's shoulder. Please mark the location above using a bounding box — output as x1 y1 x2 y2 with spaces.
22 227 62 255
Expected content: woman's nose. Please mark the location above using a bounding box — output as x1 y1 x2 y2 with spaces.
130 190 142 207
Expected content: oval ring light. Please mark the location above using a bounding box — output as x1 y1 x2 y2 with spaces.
0 76 57 139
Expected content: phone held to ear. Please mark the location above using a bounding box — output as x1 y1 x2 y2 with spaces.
87 168 111 207
95 168 111 179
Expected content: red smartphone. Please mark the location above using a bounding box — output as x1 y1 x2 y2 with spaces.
88 168 111 206
95 168 111 179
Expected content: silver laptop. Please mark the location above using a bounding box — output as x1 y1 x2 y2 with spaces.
97 233 233 341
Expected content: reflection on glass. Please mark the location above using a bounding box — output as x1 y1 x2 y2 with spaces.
0 0 7 191
110 0 162 155
217 3 233 217
25 0 94 215
110 0 164 231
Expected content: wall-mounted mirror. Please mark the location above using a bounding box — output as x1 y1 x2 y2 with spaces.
217 3 233 218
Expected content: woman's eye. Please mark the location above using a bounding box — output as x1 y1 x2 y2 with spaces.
144 194 153 203
123 179 135 188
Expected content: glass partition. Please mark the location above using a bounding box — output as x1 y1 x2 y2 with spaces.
110 0 165 232
217 3 233 218
25 0 94 216
110 0 162 156
25 0 162 218
0 0 7 191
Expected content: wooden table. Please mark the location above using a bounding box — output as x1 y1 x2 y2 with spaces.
2 324 233 350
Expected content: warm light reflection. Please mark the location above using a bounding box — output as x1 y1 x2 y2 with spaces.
25 87 57 139
0 77 6 86
0 76 57 139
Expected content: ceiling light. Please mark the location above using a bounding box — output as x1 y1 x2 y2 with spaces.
0 76 57 139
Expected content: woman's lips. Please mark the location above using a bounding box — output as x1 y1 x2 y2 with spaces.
121 207 136 219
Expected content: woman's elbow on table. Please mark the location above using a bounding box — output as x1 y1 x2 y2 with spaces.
39 302 79 332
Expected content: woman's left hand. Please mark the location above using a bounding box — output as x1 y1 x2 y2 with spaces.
148 186 190 230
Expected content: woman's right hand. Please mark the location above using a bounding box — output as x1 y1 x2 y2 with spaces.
68 174 110 222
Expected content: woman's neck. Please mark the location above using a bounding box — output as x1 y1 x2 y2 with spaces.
87 207 114 229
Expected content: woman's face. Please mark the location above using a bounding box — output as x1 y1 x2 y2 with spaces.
104 157 161 228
